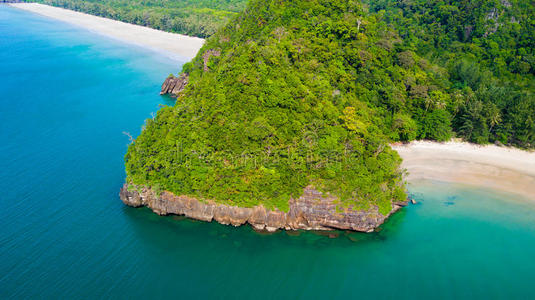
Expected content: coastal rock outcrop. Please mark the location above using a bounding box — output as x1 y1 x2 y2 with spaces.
160 73 188 96
120 184 407 232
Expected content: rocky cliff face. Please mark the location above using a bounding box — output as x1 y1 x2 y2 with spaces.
160 48 220 96
160 73 188 96
120 183 407 232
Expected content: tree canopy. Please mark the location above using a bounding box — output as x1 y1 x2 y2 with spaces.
33 0 248 38
364 0 535 146
125 0 534 213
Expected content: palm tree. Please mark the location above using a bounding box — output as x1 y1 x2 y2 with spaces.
488 107 502 134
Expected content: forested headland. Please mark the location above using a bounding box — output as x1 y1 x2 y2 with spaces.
123 0 533 213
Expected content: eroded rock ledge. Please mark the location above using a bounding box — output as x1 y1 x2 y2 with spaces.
160 73 188 96
159 49 220 97
120 183 407 232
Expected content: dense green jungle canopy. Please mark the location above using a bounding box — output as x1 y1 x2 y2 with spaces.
123 0 534 212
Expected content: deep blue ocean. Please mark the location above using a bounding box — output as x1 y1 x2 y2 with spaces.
1 6 535 299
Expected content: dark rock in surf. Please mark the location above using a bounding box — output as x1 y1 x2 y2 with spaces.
160 73 188 97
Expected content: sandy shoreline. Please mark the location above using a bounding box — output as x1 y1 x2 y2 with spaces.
9 3 205 61
393 141 535 201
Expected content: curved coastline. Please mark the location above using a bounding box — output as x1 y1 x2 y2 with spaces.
393 140 535 201
11 3 533 225
9 3 205 60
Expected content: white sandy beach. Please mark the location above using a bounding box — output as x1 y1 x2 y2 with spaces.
10 3 205 60
393 141 535 200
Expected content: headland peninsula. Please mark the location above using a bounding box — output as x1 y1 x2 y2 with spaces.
13 1 534 232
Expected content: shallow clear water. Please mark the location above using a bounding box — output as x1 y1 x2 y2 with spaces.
1 6 535 299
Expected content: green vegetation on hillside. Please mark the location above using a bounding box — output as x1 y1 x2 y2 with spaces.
364 0 535 146
125 0 534 213
126 0 411 214
32 0 247 38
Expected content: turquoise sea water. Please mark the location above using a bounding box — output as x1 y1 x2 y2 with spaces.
1 6 535 299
